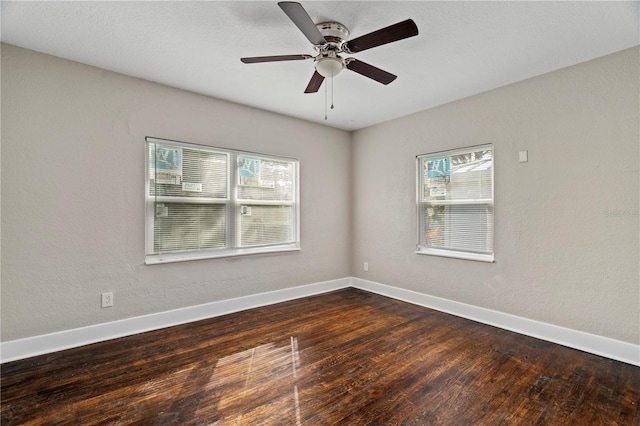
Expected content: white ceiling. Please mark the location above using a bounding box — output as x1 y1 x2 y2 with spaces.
1 1 638 131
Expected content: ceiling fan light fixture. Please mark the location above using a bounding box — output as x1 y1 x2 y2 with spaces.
315 57 344 78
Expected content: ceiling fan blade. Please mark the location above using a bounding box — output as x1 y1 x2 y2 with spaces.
278 2 326 46
241 54 312 64
304 71 325 93
344 19 418 53
346 59 397 85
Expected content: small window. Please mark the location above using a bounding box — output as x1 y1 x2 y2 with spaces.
145 137 299 264
416 144 494 262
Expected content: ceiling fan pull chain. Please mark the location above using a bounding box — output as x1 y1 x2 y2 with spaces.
324 78 328 120
331 72 335 110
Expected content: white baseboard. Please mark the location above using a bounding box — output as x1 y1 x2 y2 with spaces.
352 277 640 367
0 278 350 363
3 277 638 367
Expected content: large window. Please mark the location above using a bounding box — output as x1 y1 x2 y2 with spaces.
416 144 494 262
145 137 299 264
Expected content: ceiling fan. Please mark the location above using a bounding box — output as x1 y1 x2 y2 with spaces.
241 1 419 94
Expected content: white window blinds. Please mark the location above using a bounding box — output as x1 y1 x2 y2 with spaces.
416 144 494 262
146 138 299 264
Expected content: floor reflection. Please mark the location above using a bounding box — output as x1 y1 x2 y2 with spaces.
204 337 302 425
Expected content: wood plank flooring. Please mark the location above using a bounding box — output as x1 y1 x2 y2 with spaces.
2 288 639 425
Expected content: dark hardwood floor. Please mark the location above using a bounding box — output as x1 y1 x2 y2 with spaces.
2 288 639 425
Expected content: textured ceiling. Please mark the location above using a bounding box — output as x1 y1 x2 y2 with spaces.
1 1 638 131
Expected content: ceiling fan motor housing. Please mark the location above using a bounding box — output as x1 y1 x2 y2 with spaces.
316 22 350 44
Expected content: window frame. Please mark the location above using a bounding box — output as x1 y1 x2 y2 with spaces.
415 144 494 263
145 137 300 265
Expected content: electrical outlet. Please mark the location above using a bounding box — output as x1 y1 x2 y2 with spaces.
101 292 114 308
364 262 369 272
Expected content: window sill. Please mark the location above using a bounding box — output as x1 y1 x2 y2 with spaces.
145 245 300 265
416 247 494 263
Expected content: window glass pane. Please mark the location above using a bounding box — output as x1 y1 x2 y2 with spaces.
239 205 293 247
237 157 294 201
149 144 228 199
422 204 493 254
154 203 226 254
422 149 492 202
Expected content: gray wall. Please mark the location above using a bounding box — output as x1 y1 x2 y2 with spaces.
1 44 352 340
2 43 638 346
351 47 639 344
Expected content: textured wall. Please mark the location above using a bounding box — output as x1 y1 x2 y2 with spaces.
2 44 638 346
1 44 352 341
351 47 639 344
